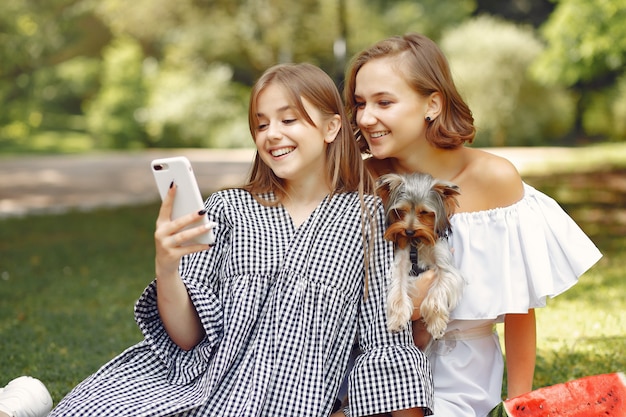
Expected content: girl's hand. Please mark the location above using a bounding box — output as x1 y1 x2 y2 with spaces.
410 269 436 320
154 182 214 280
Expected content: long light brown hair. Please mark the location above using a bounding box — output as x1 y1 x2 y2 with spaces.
245 62 375 202
344 33 476 152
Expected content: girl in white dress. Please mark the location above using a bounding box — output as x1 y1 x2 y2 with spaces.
48 63 433 417
344 33 602 416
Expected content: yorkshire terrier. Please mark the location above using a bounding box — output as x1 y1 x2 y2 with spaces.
377 172 465 339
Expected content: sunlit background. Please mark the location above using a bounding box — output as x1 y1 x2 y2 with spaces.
2 0 626 152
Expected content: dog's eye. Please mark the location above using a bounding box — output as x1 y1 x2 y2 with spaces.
419 210 429 216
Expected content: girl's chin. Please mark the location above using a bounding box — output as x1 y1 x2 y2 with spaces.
369 148 391 160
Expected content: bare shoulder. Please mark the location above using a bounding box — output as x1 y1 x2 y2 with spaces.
460 148 524 210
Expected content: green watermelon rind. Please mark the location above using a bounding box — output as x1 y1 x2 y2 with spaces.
487 372 626 417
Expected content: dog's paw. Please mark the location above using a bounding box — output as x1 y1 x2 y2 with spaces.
387 288 414 332
425 316 448 340
421 293 450 339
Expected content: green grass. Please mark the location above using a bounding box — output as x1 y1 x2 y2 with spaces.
0 204 158 399
0 165 624 405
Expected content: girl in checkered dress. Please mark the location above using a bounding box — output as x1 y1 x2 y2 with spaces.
49 63 433 417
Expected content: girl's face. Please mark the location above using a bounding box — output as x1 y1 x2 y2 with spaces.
254 83 338 186
354 57 431 160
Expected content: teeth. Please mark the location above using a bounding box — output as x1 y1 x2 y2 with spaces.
271 147 294 157
370 131 389 138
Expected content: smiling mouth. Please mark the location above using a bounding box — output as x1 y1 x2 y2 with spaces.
369 131 390 139
271 147 295 157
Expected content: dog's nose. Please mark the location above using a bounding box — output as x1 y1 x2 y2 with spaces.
405 229 415 237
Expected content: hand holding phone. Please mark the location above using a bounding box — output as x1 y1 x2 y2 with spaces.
151 156 216 245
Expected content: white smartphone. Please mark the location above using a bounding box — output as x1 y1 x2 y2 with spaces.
151 156 216 245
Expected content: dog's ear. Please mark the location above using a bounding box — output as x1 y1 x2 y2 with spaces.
376 173 403 205
433 180 461 217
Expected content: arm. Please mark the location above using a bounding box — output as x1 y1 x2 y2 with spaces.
348 201 433 417
504 309 536 398
410 270 436 321
410 270 436 350
154 183 213 350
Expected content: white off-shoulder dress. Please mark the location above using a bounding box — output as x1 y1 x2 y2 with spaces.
429 183 602 416
49 189 433 417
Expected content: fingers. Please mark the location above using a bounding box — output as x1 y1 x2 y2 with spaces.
155 211 215 280
165 220 216 249
155 182 214 246
156 210 215 249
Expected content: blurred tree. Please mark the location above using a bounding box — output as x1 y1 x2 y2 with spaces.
442 15 573 146
531 0 626 141
139 58 249 148
14 0 620 149
86 0 476 147
474 0 554 27
85 36 148 148
0 0 110 145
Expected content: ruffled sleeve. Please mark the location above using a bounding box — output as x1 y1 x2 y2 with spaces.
449 183 602 320
348 198 434 417
134 277 223 385
134 192 230 385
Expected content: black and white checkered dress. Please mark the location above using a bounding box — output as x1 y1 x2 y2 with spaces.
50 189 433 417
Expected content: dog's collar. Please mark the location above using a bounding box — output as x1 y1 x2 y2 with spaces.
409 245 426 276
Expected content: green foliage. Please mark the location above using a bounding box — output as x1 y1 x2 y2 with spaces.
85 36 148 148
141 60 249 148
442 15 574 146
1 0 625 151
582 74 626 141
0 0 110 147
532 0 626 87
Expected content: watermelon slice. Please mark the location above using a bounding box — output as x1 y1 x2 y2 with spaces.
488 372 626 416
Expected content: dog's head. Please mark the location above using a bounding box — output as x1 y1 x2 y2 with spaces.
377 173 460 248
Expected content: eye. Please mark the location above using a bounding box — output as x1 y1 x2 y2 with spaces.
257 123 268 131
354 101 365 110
282 118 296 125
378 100 392 107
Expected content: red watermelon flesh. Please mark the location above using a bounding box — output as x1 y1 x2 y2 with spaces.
488 372 626 416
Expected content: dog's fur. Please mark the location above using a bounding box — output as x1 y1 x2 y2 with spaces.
377 172 465 339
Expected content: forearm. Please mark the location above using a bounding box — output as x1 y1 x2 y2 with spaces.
156 272 205 351
504 309 536 398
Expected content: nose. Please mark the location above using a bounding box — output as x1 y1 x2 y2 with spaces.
266 122 282 140
357 105 377 128
405 229 415 237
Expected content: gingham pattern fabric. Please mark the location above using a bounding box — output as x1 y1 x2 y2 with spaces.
49 189 433 417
